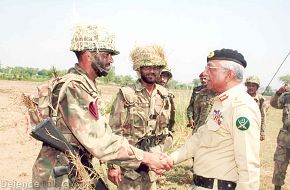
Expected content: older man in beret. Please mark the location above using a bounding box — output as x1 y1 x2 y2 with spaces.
169 49 261 189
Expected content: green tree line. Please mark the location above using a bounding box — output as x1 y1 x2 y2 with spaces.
1 64 289 92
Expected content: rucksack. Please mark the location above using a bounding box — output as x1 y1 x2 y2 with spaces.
22 73 82 126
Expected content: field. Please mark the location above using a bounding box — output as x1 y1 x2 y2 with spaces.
0 80 289 190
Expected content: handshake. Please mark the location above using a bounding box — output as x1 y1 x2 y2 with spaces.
107 151 174 186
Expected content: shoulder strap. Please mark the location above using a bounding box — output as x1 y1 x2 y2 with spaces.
119 85 137 106
156 84 169 98
50 73 97 117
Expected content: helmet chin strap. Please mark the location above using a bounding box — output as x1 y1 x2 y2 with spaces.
86 51 109 77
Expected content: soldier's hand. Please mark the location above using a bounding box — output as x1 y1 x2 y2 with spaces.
142 152 173 175
187 120 195 129
277 84 289 94
107 165 121 186
260 134 265 141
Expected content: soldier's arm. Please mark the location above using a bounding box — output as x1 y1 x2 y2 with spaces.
231 102 260 189
59 82 143 163
169 129 202 164
270 85 288 109
260 99 267 136
270 93 283 109
109 91 126 135
186 91 196 121
168 95 176 132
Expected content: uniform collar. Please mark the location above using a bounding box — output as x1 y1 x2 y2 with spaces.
216 83 244 103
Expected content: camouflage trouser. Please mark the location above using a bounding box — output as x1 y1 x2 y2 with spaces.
32 147 70 189
118 170 157 190
272 144 290 186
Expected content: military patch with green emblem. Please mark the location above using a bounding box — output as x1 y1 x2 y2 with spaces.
236 117 250 131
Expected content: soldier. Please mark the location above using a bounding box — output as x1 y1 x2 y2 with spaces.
270 84 290 190
169 49 261 189
157 67 176 132
32 25 172 189
187 72 215 132
245 75 267 141
107 44 173 190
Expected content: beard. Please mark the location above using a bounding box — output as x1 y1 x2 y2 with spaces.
140 71 158 84
140 74 156 84
91 56 111 77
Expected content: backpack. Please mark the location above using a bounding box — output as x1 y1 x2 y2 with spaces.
22 73 82 126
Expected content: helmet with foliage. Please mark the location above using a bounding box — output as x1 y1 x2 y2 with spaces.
161 66 172 79
70 24 119 55
245 75 260 87
131 44 167 71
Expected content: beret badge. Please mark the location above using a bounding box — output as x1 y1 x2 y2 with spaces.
207 51 215 59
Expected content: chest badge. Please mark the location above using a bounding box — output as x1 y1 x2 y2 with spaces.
213 109 223 125
236 117 250 131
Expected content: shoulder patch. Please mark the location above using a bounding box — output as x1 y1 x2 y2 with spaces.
236 117 250 131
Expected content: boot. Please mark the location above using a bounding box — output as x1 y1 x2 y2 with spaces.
274 185 281 190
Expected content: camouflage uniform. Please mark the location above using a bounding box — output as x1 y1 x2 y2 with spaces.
187 86 215 132
270 91 290 186
32 25 144 189
191 88 216 132
158 67 175 132
108 45 172 190
168 91 176 132
245 76 267 138
252 93 267 136
187 85 204 124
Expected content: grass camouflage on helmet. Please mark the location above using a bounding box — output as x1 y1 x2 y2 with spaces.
70 24 119 55
131 44 167 71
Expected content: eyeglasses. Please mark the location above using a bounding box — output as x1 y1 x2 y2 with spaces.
205 65 220 70
204 65 226 70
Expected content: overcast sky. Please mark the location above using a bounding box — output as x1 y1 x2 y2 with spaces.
0 0 289 89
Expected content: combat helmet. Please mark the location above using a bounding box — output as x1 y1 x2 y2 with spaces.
70 24 119 55
131 44 167 71
161 66 172 79
245 75 260 87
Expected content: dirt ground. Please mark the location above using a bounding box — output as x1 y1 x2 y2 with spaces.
0 80 289 190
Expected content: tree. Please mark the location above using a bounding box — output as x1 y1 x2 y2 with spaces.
279 75 290 84
262 86 274 96
192 78 200 87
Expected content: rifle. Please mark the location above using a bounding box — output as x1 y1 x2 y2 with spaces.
135 133 169 152
30 118 109 190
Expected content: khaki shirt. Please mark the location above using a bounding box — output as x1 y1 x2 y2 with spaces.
170 84 261 190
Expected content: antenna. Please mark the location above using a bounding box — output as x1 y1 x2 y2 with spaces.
262 51 290 95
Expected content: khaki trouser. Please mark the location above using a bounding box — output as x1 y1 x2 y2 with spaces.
272 144 290 186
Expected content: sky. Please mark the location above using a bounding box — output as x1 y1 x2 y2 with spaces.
0 0 289 89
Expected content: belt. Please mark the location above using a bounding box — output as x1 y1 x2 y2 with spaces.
193 175 236 190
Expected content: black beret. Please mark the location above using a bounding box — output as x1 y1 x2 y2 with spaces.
207 48 247 68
